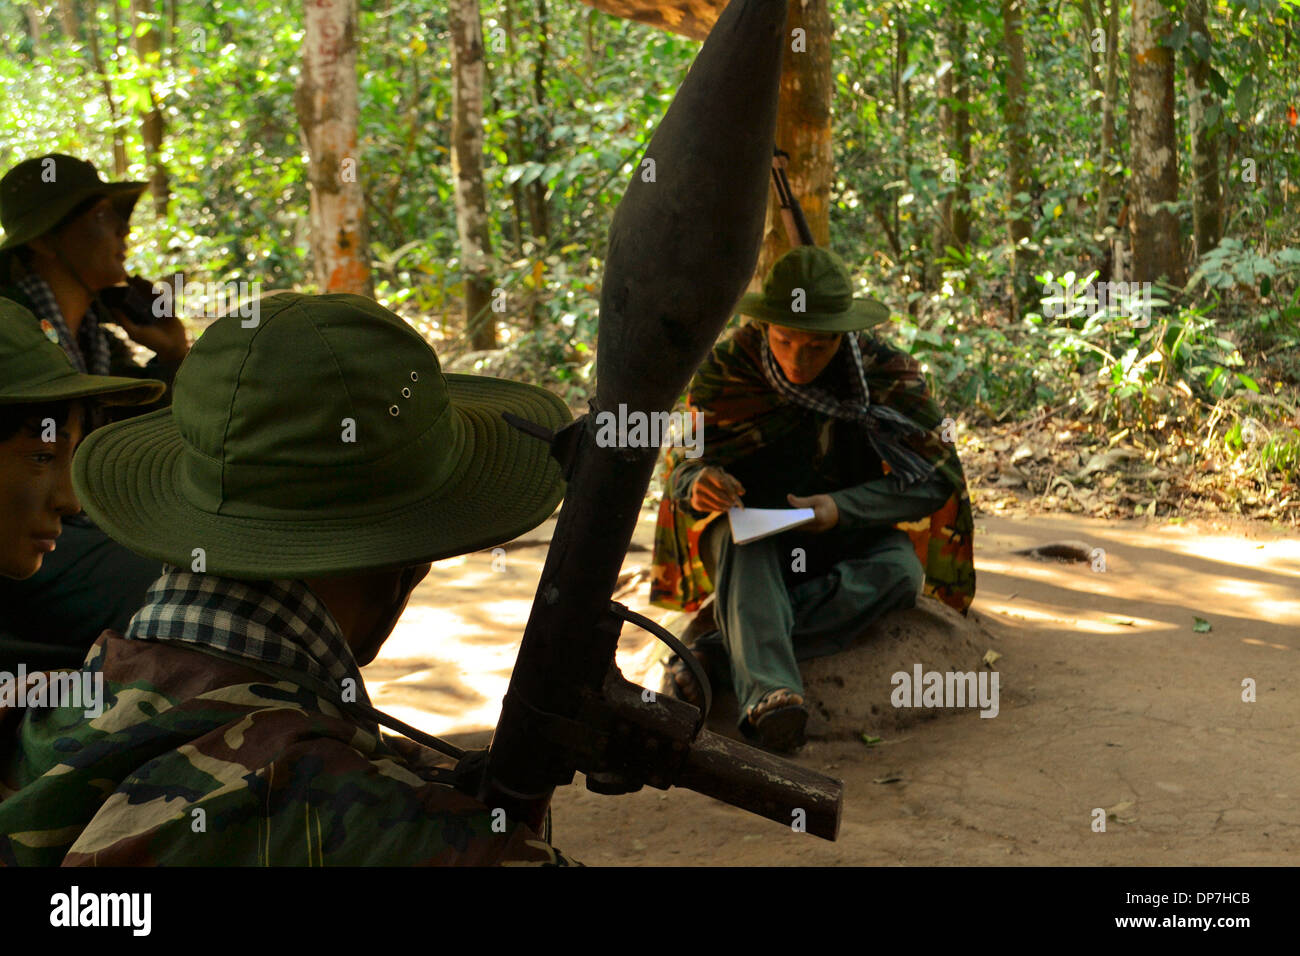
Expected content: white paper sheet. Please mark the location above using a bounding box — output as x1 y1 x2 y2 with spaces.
727 507 816 545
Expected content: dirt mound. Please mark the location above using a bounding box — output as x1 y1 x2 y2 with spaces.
644 594 995 741
801 595 992 739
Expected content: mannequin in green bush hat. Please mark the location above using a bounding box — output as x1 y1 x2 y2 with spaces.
0 154 192 666
651 246 976 753
0 154 189 410
0 297 164 675
0 292 578 865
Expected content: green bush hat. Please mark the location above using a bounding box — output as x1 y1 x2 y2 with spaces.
0 297 164 406
0 154 147 252
735 246 890 332
73 292 572 579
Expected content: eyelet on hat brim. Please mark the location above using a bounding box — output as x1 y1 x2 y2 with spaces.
70 373 573 579
735 293 891 332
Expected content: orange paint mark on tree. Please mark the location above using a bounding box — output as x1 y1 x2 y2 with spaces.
327 257 369 294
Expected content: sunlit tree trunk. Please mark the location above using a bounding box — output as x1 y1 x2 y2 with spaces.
450 0 498 349
295 0 373 296
527 0 550 243
754 0 832 289
80 1 128 176
24 5 47 56
1001 0 1032 318
1128 0 1185 285
1186 0 1222 258
131 0 171 218
931 10 971 287
1096 0 1121 237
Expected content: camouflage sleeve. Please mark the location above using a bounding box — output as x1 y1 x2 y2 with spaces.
56 709 578 867
667 458 706 504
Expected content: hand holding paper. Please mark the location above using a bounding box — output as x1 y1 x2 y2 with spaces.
786 492 840 533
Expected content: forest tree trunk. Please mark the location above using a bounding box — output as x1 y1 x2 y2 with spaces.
450 0 498 349
1129 0 1185 285
1001 0 1033 318
131 0 171 218
1096 0 1121 236
753 0 832 291
1186 0 1222 258
295 0 374 296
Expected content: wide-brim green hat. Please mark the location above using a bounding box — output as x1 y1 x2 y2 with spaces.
0 154 146 252
72 292 571 579
736 245 890 332
0 297 164 406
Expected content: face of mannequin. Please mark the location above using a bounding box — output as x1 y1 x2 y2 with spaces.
306 563 433 667
766 324 843 385
28 197 130 292
0 403 84 580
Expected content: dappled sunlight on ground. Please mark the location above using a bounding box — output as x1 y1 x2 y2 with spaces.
364 509 1298 746
362 510 671 738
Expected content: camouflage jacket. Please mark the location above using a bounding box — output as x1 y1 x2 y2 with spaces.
0 632 575 866
650 322 976 614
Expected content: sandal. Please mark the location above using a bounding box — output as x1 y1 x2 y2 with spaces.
666 650 706 707
667 637 724 711
746 688 808 753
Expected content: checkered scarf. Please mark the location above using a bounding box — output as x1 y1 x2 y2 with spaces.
16 273 112 376
126 568 373 711
758 330 937 486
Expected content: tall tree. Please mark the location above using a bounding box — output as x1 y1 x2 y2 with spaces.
131 0 171 218
527 0 550 243
1000 0 1033 316
1128 0 1185 286
755 0 833 286
75 2 128 175
1186 0 1222 257
931 7 971 287
295 0 373 296
1095 0 1121 238
450 0 498 349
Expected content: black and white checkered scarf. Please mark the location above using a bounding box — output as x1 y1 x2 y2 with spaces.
759 330 937 486
126 568 374 712
16 272 113 376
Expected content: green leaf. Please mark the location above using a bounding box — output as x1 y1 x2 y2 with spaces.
860 734 883 747
1235 75 1255 120
1236 372 1259 392
1192 617 1212 633
1168 21 1190 50
1207 68 1229 98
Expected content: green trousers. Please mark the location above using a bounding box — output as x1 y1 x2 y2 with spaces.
699 519 924 726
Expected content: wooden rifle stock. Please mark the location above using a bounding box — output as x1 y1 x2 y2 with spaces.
772 148 816 247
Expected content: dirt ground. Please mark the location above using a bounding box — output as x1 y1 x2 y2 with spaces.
362 506 1300 865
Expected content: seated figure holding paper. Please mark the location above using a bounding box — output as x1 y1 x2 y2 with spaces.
650 246 976 752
